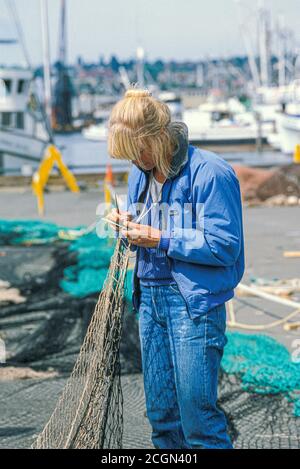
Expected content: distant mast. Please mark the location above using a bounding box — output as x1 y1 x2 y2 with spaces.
258 1 271 88
235 0 261 89
54 0 73 131
277 15 286 88
136 46 145 88
59 0 67 65
40 0 52 128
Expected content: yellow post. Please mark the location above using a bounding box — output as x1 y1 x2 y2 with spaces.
32 172 45 216
32 144 80 215
294 144 300 164
50 146 80 193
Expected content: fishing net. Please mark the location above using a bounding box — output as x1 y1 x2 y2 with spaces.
218 332 300 449
0 220 139 376
219 370 300 449
31 237 130 449
1 219 300 449
0 220 132 302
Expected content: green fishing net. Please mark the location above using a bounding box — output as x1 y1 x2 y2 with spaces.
223 332 300 417
0 219 133 302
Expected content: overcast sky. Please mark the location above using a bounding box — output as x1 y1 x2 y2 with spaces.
0 0 299 66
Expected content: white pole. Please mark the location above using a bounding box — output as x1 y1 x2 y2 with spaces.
136 46 145 88
277 15 286 88
235 0 261 89
258 1 270 87
40 0 52 127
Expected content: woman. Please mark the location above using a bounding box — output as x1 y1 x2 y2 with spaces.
107 88 245 449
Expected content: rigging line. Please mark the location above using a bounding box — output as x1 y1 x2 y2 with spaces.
5 0 32 69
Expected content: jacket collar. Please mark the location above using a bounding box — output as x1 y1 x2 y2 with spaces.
167 121 189 178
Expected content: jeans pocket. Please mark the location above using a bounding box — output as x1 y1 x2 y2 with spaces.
205 305 228 350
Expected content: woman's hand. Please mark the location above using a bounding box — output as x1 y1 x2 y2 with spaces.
105 208 132 231
121 221 161 248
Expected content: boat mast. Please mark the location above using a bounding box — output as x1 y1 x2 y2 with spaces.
59 0 67 65
136 46 145 88
40 0 52 127
258 0 271 88
53 0 73 130
134 1 145 88
277 15 286 88
235 0 261 89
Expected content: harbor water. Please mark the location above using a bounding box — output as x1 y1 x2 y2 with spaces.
1 132 294 177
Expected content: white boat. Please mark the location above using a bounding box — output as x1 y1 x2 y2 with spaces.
0 67 50 174
183 98 270 146
274 106 300 154
266 82 300 154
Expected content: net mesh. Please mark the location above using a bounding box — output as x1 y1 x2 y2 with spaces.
219 371 300 449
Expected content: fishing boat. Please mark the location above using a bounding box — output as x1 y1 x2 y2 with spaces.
183 98 270 147
0 67 50 175
272 105 300 154
267 82 300 154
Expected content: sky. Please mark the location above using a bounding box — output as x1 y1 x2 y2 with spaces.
0 0 300 66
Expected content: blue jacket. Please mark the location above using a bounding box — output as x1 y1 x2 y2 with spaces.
126 144 245 319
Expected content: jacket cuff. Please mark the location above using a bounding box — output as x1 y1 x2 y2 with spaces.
158 230 170 251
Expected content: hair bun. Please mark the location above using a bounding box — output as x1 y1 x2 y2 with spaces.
125 88 152 99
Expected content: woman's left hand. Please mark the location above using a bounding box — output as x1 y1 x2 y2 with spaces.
121 221 161 248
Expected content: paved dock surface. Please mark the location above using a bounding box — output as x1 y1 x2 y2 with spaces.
0 374 153 449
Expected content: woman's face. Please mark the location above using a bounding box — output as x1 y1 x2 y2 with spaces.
132 150 156 171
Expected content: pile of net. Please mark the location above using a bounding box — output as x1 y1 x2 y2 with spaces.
0 220 139 374
0 219 132 299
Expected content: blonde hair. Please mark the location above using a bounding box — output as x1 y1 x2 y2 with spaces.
107 87 179 178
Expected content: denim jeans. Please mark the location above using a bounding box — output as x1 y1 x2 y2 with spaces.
138 283 233 449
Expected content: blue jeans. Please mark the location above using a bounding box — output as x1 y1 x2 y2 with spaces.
138 283 233 449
